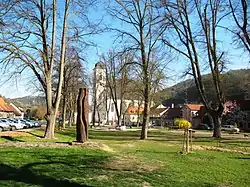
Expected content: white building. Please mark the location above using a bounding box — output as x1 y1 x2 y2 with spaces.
90 62 148 125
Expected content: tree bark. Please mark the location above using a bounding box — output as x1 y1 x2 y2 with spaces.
44 109 56 139
76 88 89 142
140 72 150 139
141 100 150 139
211 113 222 138
97 111 101 126
62 95 67 129
44 78 57 139
68 110 72 127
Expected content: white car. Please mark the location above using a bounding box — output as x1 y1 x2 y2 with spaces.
221 125 240 133
8 119 27 130
0 122 11 131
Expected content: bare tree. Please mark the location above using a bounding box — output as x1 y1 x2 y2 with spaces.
162 0 228 138
108 0 168 139
0 0 99 138
61 46 85 129
229 0 250 53
101 50 132 127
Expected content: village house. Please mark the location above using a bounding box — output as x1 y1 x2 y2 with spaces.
150 104 171 126
124 106 144 125
0 97 15 118
0 97 25 119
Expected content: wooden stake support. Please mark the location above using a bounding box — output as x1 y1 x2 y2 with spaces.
182 129 193 154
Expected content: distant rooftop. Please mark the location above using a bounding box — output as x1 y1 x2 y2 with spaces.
186 104 203 111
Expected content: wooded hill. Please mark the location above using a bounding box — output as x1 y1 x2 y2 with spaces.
5 96 46 109
157 69 250 106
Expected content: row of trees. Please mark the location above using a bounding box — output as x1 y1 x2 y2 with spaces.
0 0 248 139
94 48 166 138
0 0 98 138
106 0 249 139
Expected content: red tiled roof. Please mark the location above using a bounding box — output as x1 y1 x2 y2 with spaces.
126 106 144 115
186 104 203 111
0 97 14 112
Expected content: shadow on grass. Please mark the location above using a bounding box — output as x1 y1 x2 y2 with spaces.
26 131 44 138
56 129 141 141
56 130 76 138
55 128 232 144
0 136 25 142
0 150 114 187
0 162 91 187
232 157 250 160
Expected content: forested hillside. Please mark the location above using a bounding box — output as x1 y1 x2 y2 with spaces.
157 69 250 105
5 96 46 109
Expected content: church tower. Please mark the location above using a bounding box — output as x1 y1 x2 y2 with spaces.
93 62 106 100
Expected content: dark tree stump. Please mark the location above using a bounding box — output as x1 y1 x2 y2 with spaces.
76 87 89 142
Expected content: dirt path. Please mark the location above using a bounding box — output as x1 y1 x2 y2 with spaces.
0 141 115 152
168 129 250 139
0 131 32 137
193 145 250 155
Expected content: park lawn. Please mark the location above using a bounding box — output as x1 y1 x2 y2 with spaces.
0 128 249 186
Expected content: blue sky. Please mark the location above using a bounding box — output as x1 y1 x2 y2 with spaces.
0 1 249 99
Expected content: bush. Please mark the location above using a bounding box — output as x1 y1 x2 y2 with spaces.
174 118 191 129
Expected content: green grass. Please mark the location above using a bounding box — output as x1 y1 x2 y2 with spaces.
0 128 249 186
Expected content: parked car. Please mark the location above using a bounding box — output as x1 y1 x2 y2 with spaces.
20 119 34 128
27 119 40 127
0 121 11 131
221 125 240 133
197 123 212 130
23 118 41 127
7 118 27 130
0 118 14 131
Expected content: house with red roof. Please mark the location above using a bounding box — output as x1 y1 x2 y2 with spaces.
124 106 144 124
0 97 15 118
161 103 203 128
182 104 203 128
182 104 203 120
0 97 25 118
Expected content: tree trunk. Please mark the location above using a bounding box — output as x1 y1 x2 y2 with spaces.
76 88 89 142
68 110 72 127
211 113 222 138
140 78 150 139
44 79 57 139
62 95 67 129
117 113 122 126
92 100 96 127
97 111 101 126
44 109 56 139
207 113 214 129
141 113 150 139
141 101 150 139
